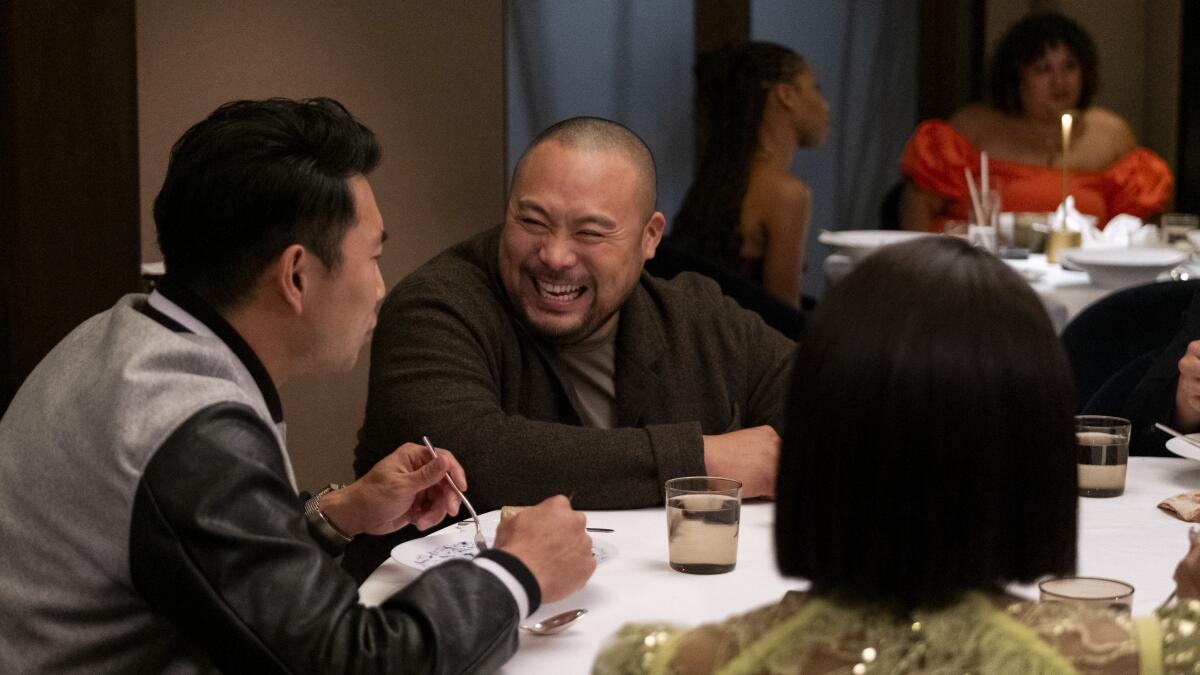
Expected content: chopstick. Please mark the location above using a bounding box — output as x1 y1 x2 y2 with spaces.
963 168 988 231
1155 422 1200 450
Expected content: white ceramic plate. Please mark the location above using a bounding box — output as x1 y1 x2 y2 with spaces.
1166 435 1200 461
1062 247 1188 290
817 230 931 262
390 510 617 570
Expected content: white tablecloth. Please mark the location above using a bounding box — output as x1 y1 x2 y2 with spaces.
824 252 1108 333
1003 254 1110 331
359 457 1200 673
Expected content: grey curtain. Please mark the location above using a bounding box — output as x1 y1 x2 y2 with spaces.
505 0 695 221
755 0 917 293
506 0 918 296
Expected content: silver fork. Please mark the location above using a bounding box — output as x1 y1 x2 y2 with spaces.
422 436 487 552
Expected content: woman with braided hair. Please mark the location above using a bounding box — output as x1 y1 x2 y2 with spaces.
669 41 829 309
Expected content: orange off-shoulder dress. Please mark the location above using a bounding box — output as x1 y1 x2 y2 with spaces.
902 120 1173 231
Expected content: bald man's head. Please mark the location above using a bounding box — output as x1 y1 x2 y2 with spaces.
510 117 658 218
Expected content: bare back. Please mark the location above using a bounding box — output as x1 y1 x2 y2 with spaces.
738 164 811 308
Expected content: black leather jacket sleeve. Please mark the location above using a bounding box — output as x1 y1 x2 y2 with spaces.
129 402 519 674
1124 289 1200 455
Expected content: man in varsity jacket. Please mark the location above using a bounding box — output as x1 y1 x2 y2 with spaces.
0 97 595 674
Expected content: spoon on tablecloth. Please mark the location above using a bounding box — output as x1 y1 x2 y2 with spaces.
521 608 587 635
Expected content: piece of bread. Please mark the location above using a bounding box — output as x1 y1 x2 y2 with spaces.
500 505 530 521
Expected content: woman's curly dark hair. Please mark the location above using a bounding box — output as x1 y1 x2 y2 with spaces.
988 12 1098 115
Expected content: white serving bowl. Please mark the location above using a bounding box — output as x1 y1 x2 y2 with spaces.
1062 247 1188 290
817 230 932 263
1185 229 1200 252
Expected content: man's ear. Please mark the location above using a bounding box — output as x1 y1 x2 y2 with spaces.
642 211 666 260
774 81 796 111
274 244 307 315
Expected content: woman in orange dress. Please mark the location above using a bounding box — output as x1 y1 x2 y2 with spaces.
900 12 1172 232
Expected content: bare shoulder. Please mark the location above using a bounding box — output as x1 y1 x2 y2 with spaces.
1083 107 1136 154
948 104 1000 141
1083 106 1133 133
751 169 811 210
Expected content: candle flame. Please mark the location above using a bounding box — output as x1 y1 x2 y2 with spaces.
1061 113 1073 216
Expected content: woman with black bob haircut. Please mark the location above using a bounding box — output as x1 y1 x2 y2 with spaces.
899 12 1171 232
594 237 1200 673
777 235 1076 610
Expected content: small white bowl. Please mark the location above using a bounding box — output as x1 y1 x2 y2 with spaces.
1062 247 1189 290
1185 229 1200 252
817 230 932 262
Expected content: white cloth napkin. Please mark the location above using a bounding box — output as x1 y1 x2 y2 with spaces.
1053 196 1098 233
1081 213 1153 248
1050 195 1161 248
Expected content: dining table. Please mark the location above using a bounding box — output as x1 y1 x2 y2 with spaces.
358 456 1200 674
825 251 1108 333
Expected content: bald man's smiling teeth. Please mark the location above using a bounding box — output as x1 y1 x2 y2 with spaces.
534 277 587 303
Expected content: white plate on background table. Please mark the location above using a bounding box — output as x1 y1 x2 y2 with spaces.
817 230 932 262
1166 435 1200 462
390 510 617 570
1062 247 1188 290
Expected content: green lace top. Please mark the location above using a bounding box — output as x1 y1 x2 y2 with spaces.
593 591 1200 674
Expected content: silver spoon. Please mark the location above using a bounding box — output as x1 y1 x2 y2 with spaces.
422 436 487 552
520 608 587 635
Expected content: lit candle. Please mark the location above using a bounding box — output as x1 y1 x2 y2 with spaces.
1061 112 1073 219
981 151 989 195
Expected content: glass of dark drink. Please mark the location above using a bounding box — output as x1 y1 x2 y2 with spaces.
1074 415 1130 498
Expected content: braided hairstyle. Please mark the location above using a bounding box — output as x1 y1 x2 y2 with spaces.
671 42 806 267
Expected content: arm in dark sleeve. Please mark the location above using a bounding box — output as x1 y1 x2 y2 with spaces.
722 290 796 434
1124 290 1200 455
130 403 520 675
354 278 706 513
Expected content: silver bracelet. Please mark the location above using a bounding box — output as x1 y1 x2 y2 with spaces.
304 483 354 547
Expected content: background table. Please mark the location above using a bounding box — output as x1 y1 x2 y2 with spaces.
1003 254 1110 331
359 457 1200 673
825 252 1107 333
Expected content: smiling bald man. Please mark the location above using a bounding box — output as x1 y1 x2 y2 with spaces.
347 117 795 579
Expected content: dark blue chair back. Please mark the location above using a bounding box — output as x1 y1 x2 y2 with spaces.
646 240 805 339
1062 279 1200 410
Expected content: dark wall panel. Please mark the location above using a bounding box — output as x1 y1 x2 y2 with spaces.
918 0 984 121
0 0 140 409
1179 0 1200 213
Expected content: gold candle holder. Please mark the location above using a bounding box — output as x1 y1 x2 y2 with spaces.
1046 229 1082 264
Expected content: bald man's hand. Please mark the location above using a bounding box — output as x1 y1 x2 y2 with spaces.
702 425 779 499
